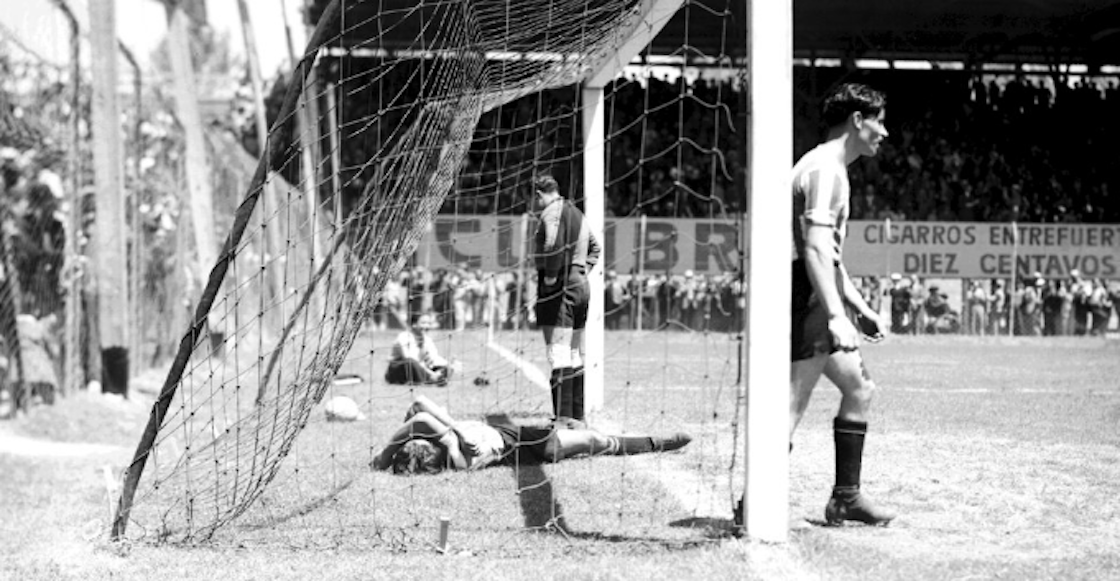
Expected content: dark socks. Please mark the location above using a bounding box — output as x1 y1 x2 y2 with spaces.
571 366 585 421
609 435 656 455
833 417 868 491
551 368 573 419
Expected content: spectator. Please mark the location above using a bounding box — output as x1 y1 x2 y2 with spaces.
384 313 457 386
676 270 701 330
908 275 927 335
1041 280 1064 336
988 280 1008 335
923 285 959 334
888 273 911 333
1070 269 1092 335
966 280 988 335
603 270 630 330
1018 278 1043 336
1088 279 1113 336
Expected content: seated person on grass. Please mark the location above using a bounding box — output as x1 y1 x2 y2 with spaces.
370 395 692 474
385 313 457 386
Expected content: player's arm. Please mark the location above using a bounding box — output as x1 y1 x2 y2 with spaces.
585 223 601 272
803 225 848 319
837 263 884 341
539 205 563 286
406 395 477 454
801 170 859 350
371 409 469 470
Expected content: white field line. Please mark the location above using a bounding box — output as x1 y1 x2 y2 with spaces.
486 339 550 390
0 432 126 458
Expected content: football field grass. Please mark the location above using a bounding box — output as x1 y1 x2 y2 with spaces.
1 331 1118 580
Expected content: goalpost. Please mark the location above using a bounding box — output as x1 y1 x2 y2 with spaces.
110 0 792 546
743 0 792 543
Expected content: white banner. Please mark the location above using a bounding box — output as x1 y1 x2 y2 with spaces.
415 216 1120 279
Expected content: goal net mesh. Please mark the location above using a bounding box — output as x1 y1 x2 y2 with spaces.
117 0 745 550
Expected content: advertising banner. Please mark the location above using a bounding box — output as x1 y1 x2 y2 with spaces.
416 216 1120 279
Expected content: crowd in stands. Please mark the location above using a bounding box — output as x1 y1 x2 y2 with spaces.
887 271 1119 337
317 60 1120 224
371 263 748 334
844 70 1120 224
372 263 1119 337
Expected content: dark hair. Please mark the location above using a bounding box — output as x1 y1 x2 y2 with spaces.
822 83 886 128
391 439 447 475
533 174 560 195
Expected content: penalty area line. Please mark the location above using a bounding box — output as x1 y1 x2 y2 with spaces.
485 340 550 390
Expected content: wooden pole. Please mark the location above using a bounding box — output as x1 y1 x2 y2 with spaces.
88 0 130 397
118 44 142 366
50 0 83 396
111 0 344 540
743 0 792 543
236 0 288 306
164 0 219 340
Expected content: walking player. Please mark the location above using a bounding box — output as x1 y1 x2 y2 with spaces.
788 83 896 526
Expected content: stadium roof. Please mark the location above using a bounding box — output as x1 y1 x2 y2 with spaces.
306 0 1120 67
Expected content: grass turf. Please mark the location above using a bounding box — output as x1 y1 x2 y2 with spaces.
1 331 1118 580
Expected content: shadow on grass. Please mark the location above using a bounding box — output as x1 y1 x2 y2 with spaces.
487 413 570 533
243 477 357 530
489 413 725 548
669 516 739 540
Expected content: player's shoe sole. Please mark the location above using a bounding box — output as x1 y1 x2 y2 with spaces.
657 432 692 452
824 490 896 526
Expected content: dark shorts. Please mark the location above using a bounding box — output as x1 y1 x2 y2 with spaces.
791 259 846 362
490 422 556 465
384 359 448 385
534 267 590 330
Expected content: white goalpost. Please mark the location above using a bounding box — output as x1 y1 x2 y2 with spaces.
580 0 686 418
743 0 792 543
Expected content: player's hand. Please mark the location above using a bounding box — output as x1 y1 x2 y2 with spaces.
458 436 480 457
828 314 860 351
857 311 885 343
544 276 558 287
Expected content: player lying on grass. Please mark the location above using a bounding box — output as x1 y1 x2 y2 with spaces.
370 395 692 474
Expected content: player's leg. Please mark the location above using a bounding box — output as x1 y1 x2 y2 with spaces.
568 327 586 427
536 283 574 422
821 350 895 526
789 275 831 440
548 326 575 421
568 270 591 426
790 354 828 438
547 428 692 461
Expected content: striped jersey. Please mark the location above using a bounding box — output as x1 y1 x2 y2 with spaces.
791 145 850 264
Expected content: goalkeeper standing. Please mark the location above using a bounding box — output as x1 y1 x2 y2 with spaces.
531 174 600 428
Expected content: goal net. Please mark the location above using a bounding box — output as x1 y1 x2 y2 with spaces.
114 0 747 550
